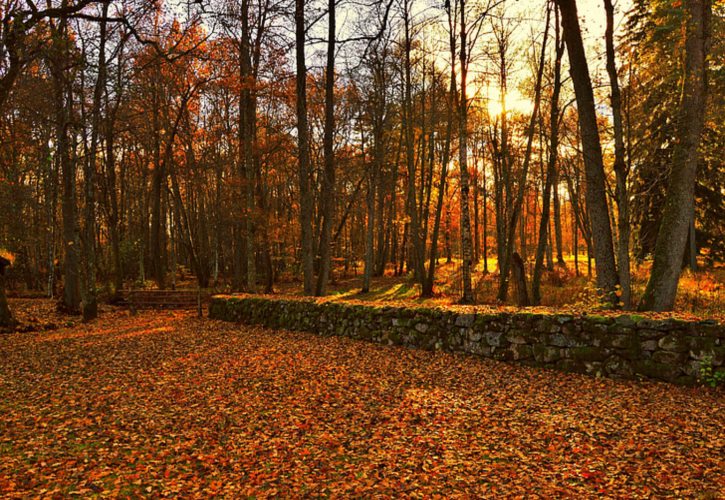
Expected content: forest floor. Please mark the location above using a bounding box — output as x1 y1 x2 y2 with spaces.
276 259 725 320
1 300 723 497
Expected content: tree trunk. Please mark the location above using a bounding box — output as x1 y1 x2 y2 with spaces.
149 54 166 290
556 0 619 299
295 0 315 295
482 161 489 273
639 0 710 311
512 252 530 307
458 0 475 304
497 4 550 303
604 0 631 309
82 3 108 321
315 0 336 296
51 11 81 314
0 258 14 328
363 166 375 293
402 0 425 286
423 97 452 296
533 6 563 305
106 107 123 297
552 168 564 266
241 0 256 292
423 11 457 298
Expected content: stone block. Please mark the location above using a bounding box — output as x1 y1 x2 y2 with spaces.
604 357 633 378
570 346 608 362
533 344 561 363
510 344 533 360
634 360 680 381
658 334 690 352
614 315 636 328
484 331 503 346
506 330 529 344
547 333 574 347
455 314 475 327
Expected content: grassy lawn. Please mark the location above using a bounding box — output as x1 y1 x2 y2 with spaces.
0 302 723 497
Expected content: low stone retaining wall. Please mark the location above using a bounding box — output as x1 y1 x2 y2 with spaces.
209 296 724 386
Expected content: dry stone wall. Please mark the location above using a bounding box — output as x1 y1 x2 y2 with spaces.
209 296 724 385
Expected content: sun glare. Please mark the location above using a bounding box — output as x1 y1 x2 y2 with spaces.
483 88 535 117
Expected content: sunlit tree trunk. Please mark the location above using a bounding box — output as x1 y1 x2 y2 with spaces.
423 4 457 298
497 4 550 302
482 158 489 273
423 77 454 297
458 0 474 303
552 167 564 266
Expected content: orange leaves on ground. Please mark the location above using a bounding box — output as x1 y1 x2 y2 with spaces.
0 302 723 497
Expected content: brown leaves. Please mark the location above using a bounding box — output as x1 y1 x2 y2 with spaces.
0 302 723 497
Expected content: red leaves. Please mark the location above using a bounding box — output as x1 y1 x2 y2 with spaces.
0 302 723 497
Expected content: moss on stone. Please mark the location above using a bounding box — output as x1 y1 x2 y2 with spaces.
570 346 607 362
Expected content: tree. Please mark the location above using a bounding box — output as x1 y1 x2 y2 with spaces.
0 256 14 327
457 0 475 303
497 2 550 304
48 4 82 314
295 0 315 295
532 3 564 305
556 0 619 300
401 0 425 287
315 0 337 296
639 0 712 311
81 1 109 321
604 0 631 309
423 4 457 297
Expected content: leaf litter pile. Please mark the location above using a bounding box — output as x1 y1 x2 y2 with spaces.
0 306 723 497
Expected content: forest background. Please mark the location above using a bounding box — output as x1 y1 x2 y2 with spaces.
0 0 721 325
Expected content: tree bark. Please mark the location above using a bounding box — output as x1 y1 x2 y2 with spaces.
295 0 315 295
604 0 631 309
458 0 475 304
533 5 563 305
241 0 256 292
0 258 15 327
315 0 336 296
149 46 166 290
497 4 550 302
423 76 454 297
556 0 619 299
362 128 375 293
401 0 425 286
51 8 81 313
82 2 108 321
552 167 564 266
639 0 711 311
512 252 530 307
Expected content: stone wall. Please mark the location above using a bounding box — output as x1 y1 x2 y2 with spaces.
209 296 724 386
